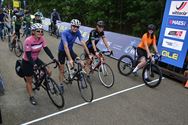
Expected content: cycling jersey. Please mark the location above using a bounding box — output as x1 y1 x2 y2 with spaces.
138 33 156 50
23 35 47 61
51 12 60 22
15 18 22 30
86 29 104 48
23 15 31 26
58 29 83 51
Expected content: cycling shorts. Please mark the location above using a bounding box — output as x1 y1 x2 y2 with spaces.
137 47 147 61
22 58 44 77
85 47 99 59
58 50 77 64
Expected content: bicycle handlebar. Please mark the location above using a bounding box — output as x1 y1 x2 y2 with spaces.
36 60 59 70
98 50 113 56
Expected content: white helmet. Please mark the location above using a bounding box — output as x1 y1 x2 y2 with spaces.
71 19 81 27
31 23 43 30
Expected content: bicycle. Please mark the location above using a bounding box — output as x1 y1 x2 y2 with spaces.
22 24 31 38
0 73 5 96
81 51 115 88
49 22 59 38
31 60 64 108
117 46 162 88
64 57 94 102
8 33 23 57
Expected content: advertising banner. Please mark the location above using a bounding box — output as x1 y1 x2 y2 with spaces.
158 0 188 68
41 18 141 60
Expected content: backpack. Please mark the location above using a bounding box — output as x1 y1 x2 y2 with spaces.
15 60 24 78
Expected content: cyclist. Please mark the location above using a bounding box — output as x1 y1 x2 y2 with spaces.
58 19 91 88
0 8 5 41
34 9 44 20
11 12 22 46
22 23 58 105
3 8 11 36
85 20 112 71
32 13 42 24
132 24 159 80
23 10 32 38
50 8 61 32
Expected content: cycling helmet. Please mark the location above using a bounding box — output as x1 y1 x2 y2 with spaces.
15 12 22 18
53 8 56 12
147 24 156 31
97 20 105 27
31 23 43 30
35 12 40 16
70 19 81 27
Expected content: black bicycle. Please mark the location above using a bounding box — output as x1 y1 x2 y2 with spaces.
32 60 64 108
117 46 162 88
64 57 94 102
8 33 23 57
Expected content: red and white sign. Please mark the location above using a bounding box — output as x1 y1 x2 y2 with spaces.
169 1 188 16
164 27 186 40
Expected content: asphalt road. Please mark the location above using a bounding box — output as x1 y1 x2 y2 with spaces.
0 32 188 125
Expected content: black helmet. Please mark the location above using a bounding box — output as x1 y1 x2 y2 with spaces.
97 20 105 27
15 12 22 18
147 24 156 31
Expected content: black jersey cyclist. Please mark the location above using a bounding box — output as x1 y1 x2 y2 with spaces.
86 21 112 56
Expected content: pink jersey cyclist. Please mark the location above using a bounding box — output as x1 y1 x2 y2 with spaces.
23 35 47 61
21 23 58 105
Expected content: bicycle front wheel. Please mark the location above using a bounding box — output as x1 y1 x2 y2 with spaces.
8 38 13 52
14 40 23 57
98 63 115 88
142 64 162 88
117 55 134 76
78 72 93 102
46 77 64 108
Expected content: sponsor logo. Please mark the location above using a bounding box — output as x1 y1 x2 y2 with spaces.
162 38 183 51
168 19 187 27
169 1 188 16
164 28 186 40
162 50 178 60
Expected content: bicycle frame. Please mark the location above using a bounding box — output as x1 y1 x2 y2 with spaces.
65 59 84 82
33 61 57 90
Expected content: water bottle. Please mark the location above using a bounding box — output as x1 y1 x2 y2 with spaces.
92 57 99 69
67 61 74 79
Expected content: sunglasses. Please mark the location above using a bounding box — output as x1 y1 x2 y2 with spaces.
36 30 43 33
72 25 79 29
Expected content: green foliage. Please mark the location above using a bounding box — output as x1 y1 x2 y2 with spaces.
6 0 166 37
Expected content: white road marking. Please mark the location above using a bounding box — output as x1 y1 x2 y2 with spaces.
21 83 145 125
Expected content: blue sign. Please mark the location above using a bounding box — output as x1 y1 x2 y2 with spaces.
158 0 188 68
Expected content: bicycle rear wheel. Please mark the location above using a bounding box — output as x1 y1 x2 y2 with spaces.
46 77 64 108
117 55 133 76
142 64 162 88
78 72 93 102
98 63 114 88
14 40 23 57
